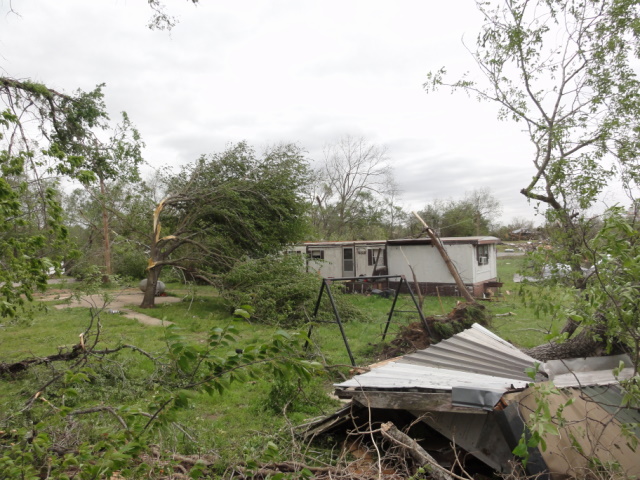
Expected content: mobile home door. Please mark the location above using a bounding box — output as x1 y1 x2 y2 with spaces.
342 247 354 277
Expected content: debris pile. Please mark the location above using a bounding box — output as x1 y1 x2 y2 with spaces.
305 324 640 479
379 302 488 359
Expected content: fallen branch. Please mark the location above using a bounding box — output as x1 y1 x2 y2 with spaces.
0 344 85 375
380 421 458 480
68 406 128 429
149 445 219 466
0 343 160 376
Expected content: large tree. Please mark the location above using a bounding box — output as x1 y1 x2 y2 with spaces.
78 113 145 280
311 135 398 240
64 175 155 279
426 0 640 276
141 141 312 308
415 188 502 237
426 0 640 359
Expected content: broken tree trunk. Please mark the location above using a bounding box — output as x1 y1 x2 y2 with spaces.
412 212 476 304
380 422 455 480
524 323 613 361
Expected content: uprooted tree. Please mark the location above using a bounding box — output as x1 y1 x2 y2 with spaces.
140 141 312 308
426 0 640 362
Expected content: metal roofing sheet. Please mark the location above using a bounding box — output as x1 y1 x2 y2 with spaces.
335 324 536 394
551 367 636 388
335 323 633 408
335 362 531 391
397 324 539 382
545 354 636 387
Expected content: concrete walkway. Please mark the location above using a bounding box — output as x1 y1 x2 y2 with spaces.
50 288 182 326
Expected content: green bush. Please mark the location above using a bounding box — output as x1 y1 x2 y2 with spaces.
220 254 319 327
111 242 147 280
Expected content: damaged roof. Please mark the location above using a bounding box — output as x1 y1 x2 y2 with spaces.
326 323 640 478
387 236 500 246
335 324 539 410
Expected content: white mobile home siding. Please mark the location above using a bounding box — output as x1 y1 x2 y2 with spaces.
298 241 386 278
294 237 499 297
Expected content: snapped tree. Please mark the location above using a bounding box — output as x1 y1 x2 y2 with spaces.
141 141 312 308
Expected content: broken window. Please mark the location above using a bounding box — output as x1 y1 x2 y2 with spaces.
367 248 386 267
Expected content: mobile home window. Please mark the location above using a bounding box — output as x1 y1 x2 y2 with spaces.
367 248 386 267
309 250 324 260
477 244 489 266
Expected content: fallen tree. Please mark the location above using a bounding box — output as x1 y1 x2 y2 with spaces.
140 142 312 308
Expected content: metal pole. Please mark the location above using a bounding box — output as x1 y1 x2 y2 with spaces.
382 280 402 341
305 279 326 351
404 276 435 339
324 281 356 366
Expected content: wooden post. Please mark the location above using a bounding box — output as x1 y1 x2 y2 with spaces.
436 286 445 315
412 212 476 304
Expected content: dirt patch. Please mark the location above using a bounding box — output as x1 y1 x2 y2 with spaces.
378 302 488 359
38 288 183 326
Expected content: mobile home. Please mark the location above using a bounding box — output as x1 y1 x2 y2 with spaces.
294 236 500 298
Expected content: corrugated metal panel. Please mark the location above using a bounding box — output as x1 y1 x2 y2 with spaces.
546 354 636 387
397 324 538 382
336 362 531 391
552 367 636 388
580 385 640 436
335 324 535 394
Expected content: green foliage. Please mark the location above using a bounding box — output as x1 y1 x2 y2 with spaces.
512 381 569 467
220 254 319 326
142 142 313 306
0 77 135 317
412 188 501 237
111 242 148 280
221 255 367 327
566 208 640 365
0 298 321 478
431 303 488 339
264 375 336 416
167 141 312 263
0 119 72 318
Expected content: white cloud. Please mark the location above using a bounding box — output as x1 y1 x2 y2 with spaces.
0 0 569 227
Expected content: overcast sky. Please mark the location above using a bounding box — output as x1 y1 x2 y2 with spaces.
1 1 567 225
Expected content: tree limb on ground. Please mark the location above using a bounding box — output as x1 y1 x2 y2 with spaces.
0 343 159 376
380 421 458 480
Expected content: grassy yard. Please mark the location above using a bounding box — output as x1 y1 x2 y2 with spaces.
0 256 564 468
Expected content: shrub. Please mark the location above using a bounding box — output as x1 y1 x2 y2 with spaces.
111 242 147 280
220 254 319 327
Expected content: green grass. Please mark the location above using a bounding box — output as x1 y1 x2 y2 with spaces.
486 256 567 348
0 262 565 468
